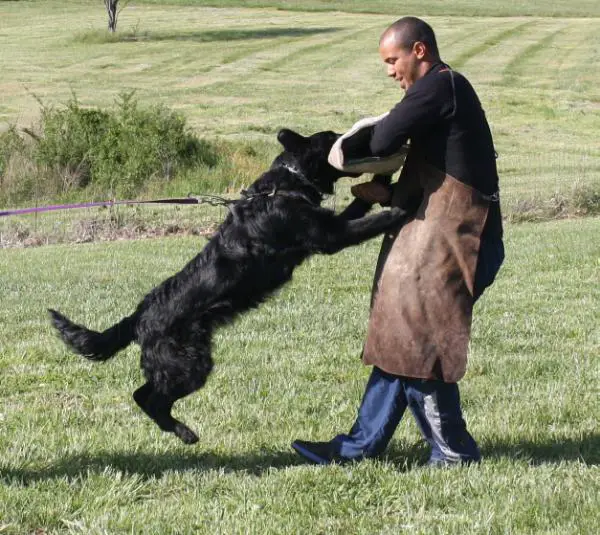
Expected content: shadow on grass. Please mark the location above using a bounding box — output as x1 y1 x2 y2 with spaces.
480 432 600 465
76 27 340 44
2 433 597 484
0 448 304 485
386 432 600 466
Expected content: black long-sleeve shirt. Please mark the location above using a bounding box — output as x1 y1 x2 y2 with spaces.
352 62 503 238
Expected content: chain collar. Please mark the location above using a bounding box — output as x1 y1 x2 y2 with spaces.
239 162 325 205
280 163 324 197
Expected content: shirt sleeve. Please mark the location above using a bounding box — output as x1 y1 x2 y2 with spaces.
370 74 449 157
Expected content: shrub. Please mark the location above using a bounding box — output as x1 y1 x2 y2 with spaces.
571 181 600 216
36 99 110 189
0 126 44 205
35 92 219 196
0 126 26 181
505 181 600 223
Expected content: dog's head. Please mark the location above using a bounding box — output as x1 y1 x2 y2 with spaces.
275 128 361 194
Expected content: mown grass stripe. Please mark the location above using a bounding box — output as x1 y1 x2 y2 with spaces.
174 26 355 89
502 26 567 83
136 0 600 18
449 21 535 70
257 22 384 73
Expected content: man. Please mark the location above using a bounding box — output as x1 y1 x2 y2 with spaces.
292 16 504 466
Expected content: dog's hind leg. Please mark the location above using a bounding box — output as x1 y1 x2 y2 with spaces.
135 337 214 445
133 381 201 445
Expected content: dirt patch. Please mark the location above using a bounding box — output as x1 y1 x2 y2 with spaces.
0 220 218 248
0 206 223 248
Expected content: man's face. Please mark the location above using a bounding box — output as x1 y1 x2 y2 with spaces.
379 35 422 91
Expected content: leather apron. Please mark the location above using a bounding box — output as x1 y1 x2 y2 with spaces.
362 156 490 382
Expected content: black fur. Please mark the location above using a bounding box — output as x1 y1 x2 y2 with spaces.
49 128 405 444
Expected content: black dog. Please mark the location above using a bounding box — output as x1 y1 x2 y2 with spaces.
49 128 405 444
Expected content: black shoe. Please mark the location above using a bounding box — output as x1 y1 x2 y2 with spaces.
291 440 341 465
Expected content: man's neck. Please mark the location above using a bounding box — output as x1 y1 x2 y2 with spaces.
420 58 442 77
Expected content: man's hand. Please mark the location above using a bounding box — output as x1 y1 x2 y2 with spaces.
350 180 393 206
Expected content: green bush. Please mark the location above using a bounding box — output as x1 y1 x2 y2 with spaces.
36 100 110 189
0 126 26 180
571 181 600 216
0 104 275 207
35 92 219 196
0 126 41 205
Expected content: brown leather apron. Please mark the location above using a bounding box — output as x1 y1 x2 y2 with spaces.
362 157 490 382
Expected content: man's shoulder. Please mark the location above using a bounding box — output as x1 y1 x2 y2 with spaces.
433 66 474 89
427 66 482 104
409 64 455 95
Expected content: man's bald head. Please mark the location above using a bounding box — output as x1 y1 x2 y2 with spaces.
380 17 440 60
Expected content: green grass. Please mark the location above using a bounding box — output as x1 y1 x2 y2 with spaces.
138 0 600 18
1 2 600 533
1 1 599 211
0 217 599 533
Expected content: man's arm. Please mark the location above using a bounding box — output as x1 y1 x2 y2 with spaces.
370 74 448 157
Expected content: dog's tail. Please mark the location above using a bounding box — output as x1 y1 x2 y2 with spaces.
48 309 136 361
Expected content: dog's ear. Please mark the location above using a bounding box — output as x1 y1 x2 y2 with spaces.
277 129 307 152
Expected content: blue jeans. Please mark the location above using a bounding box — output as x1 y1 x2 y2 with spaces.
332 237 505 464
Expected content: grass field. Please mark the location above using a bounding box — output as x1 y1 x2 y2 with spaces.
1 1 599 534
1 218 599 534
129 0 600 18
1 1 599 210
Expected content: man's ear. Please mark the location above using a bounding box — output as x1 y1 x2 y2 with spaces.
277 129 307 151
414 41 427 59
